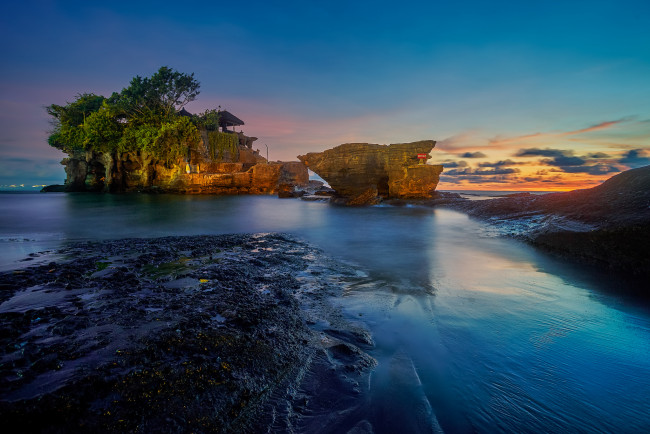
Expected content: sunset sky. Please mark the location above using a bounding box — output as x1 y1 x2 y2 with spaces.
1 0 649 190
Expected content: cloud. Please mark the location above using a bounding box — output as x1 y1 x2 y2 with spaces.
477 159 518 167
521 175 563 183
515 147 623 174
558 164 620 175
586 152 610 158
516 148 587 167
442 160 467 168
619 149 650 168
439 175 513 184
561 118 632 136
436 131 486 152
442 167 520 185
474 168 519 175
443 168 472 176
541 156 586 167
0 157 63 184
489 118 633 148
459 151 486 158
515 148 567 158
488 132 543 147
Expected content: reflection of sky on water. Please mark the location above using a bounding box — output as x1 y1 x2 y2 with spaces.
1 193 649 431
422 209 650 431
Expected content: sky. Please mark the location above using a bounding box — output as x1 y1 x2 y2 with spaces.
1 0 649 191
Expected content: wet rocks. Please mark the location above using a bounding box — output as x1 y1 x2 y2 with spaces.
0 234 375 432
277 183 306 198
40 184 65 192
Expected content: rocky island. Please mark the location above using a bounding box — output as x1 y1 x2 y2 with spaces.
60 128 308 195
46 67 308 196
46 67 445 200
299 141 444 205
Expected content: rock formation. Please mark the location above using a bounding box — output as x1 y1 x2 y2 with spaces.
441 165 650 278
60 132 308 195
298 141 443 204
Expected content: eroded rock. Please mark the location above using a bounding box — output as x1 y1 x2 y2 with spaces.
298 141 443 204
58 133 308 195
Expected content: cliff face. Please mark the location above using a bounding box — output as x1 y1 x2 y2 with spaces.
61 134 308 195
298 141 443 203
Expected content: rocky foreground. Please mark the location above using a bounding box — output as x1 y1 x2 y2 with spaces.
0 234 375 433
441 165 650 278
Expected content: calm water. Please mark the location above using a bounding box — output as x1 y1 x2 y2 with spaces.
1 193 649 432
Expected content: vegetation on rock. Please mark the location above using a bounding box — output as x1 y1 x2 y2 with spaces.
207 130 239 160
46 67 235 165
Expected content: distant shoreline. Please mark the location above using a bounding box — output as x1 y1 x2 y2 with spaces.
439 165 650 281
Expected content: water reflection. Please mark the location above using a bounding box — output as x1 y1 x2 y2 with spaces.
418 210 650 432
1 193 649 431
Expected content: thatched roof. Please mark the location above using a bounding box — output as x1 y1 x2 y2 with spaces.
219 110 244 127
178 108 193 117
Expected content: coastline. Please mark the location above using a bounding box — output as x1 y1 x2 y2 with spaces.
0 233 375 432
441 200 650 281
6 162 650 282
1 194 649 430
436 166 650 280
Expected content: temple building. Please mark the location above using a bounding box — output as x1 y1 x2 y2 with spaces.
217 110 245 133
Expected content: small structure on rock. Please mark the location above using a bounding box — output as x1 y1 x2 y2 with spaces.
298 140 443 205
218 110 245 133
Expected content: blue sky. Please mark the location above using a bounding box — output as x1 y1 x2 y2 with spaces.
1 0 649 189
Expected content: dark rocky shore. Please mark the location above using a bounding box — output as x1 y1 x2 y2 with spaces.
0 234 375 433
441 165 650 279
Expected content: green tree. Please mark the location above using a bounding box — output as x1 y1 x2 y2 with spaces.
119 123 159 153
194 108 221 131
46 93 105 151
111 66 200 121
82 103 124 152
147 117 201 166
47 67 209 165
46 93 105 128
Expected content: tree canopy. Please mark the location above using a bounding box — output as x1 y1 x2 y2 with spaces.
109 66 200 120
46 67 229 164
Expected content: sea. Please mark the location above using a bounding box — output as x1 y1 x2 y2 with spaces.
1 191 649 432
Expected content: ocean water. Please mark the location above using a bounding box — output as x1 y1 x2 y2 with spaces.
1 192 649 432
443 190 556 201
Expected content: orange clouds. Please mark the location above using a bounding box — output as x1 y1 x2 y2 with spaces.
183 99 648 191
436 118 649 191
561 119 629 136
488 133 544 147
